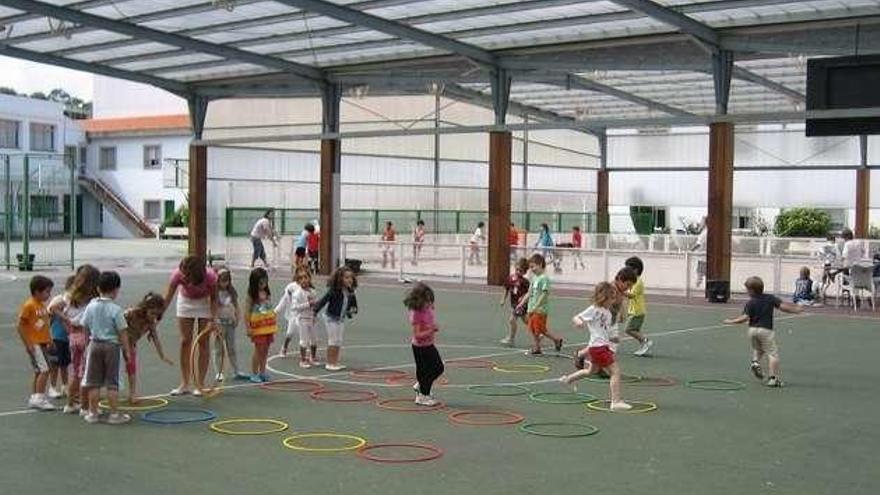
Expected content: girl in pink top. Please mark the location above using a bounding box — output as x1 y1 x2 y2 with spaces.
404 283 444 407
162 255 218 396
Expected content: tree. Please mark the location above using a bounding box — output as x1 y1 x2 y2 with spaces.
774 208 831 238
29 91 48 100
0 87 18 96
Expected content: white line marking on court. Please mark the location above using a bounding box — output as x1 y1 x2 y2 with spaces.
0 409 38 418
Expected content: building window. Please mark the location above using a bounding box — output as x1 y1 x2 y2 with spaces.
143 200 162 222
79 147 87 167
99 147 116 170
0 119 19 148
29 123 55 152
143 145 162 169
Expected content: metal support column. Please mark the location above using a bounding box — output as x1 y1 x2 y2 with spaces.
712 50 734 116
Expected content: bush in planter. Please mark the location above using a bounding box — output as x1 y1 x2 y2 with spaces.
160 205 189 234
774 208 830 238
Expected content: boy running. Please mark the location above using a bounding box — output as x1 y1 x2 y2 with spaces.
517 254 563 355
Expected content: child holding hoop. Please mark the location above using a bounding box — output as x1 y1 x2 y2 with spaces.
499 257 530 347
560 282 632 412
246 267 277 383
215 268 247 381
405 283 444 407
277 267 319 368
314 266 358 371
123 293 173 404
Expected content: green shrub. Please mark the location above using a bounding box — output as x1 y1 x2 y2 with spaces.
774 208 831 237
869 225 880 240
160 205 189 231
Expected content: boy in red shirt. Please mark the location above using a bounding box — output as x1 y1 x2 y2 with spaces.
499 258 530 347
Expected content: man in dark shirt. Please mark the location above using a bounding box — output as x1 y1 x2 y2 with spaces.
723 276 802 388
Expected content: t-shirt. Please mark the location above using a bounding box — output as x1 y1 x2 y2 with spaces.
250 217 271 238
78 297 127 344
48 294 68 342
842 240 865 267
295 230 308 249
572 231 582 248
217 288 237 321
307 231 320 252
743 293 782 330
413 227 426 243
575 306 616 349
504 274 530 309
169 268 218 300
470 227 483 244
508 229 519 246
124 308 156 342
382 228 396 242
537 230 553 248
527 273 550 314
409 305 437 347
18 297 51 347
628 277 646 316
793 278 814 302
248 301 277 337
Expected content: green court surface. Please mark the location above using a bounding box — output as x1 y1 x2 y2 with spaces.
0 271 877 495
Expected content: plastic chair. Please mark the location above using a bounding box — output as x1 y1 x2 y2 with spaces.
849 262 876 312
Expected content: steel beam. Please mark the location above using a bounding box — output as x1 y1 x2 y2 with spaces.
565 74 696 117
731 66 805 102
609 0 719 45
188 95 210 140
713 50 734 115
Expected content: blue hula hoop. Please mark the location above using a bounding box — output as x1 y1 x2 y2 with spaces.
142 408 217 425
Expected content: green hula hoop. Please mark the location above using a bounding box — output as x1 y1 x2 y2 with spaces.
528 391 597 404
585 399 658 414
685 379 746 391
467 384 531 397
519 422 600 438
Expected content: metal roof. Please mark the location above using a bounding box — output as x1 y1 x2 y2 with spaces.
1 0 879 129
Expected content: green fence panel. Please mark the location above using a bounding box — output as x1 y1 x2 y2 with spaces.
281 209 319 235
376 210 419 233
341 210 375 235
458 211 486 234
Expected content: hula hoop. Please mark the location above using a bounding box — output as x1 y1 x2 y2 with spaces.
519 422 600 438
210 418 289 435
350 369 409 380
357 443 444 463
492 364 551 374
385 374 449 387
190 323 226 398
528 391 597 404
448 410 525 426
629 376 678 387
585 373 642 383
585 400 657 414
141 408 216 425
282 433 366 453
376 398 446 412
260 379 324 393
467 384 530 397
445 359 496 369
685 379 746 391
98 397 168 411
310 389 379 402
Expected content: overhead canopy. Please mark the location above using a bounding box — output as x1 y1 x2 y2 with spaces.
1 0 879 128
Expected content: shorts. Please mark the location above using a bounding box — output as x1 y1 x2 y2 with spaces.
625 314 645 332
176 293 212 320
69 332 87 379
124 345 138 376
527 312 548 336
53 339 71 368
28 343 51 373
325 319 345 346
748 327 779 358
82 341 121 390
251 237 266 261
587 345 615 368
308 249 319 259
251 334 275 346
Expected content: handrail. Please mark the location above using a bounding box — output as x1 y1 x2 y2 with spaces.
78 174 154 236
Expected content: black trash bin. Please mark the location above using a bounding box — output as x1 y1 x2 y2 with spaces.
705 280 730 303
16 254 35 272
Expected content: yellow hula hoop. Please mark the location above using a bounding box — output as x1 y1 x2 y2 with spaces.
492 364 551 374
209 418 289 435
98 397 169 412
190 322 226 398
585 400 658 414
282 433 367 453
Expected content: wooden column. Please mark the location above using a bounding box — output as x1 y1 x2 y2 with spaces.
596 170 609 234
488 131 512 286
319 138 340 275
855 168 870 238
706 122 734 287
188 144 207 259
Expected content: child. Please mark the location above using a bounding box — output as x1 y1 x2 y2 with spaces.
276 268 319 368
123 293 174 404
314 266 358 371
245 267 277 383
46 275 74 400
78 271 131 424
17 275 56 411
381 221 397 269
623 257 654 356
293 223 314 270
412 220 426 266
571 226 586 270
405 283 444 406
215 268 247 380
307 223 321 273
517 254 563 355
468 221 485 265
560 282 632 411
499 257 530 347
723 276 803 387
576 267 637 373
792 267 815 306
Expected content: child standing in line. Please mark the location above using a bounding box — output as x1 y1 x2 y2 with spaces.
381 221 397 269
46 275 74 400
723 276 803 387
78 271 131 424
412 220 426 266
215 268 247 380
571 226 586 270
560 282 632 411
277 268 320 368
792 267 816 306
123 293 174 404
245 267 277 383
623 257 654 357
17 275 56 411
499 257 530 347
405 283 444 407
314 266 358 371
517 254 564 355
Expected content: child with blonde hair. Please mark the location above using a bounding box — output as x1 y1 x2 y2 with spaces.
276 267 319 368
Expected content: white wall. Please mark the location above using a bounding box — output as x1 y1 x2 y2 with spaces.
92 76 186 118
0 94 85 154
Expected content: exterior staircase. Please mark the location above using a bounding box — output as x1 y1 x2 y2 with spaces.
77 174 155 238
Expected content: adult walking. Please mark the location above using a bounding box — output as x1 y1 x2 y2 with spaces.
163 255 218 396
250 209 277 270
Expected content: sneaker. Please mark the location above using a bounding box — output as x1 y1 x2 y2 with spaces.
766 377 784 388
634 339 654 357
259 373 271 382
234 372 251 380
413 382 420 392
27 395 41 410
79 408 89 418
192 388 203 397
325 364 346 372
107 413 131 425
524 349 543 356
750 361 764 379
554 338 564 352
62 404 80 414
248 375 263 384
36 396 56 411
47 386 62 399
83 412 100 424
414 394 439 407
169 387 190 396
499 337 514 347
610 401 633 412
299 361 312 369
310 359 323 367
215 372 225 382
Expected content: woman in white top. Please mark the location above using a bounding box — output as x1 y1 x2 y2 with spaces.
468 221 485 265
249 209 277 269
